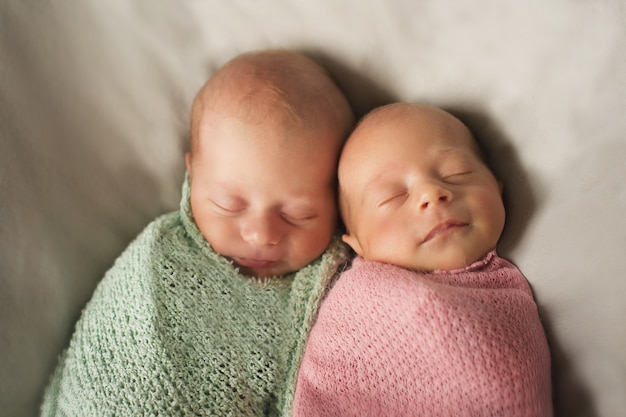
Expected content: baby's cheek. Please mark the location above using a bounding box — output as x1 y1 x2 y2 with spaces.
369 230 405 263
202 217 238 251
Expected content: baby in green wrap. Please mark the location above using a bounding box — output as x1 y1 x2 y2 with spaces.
41 49 355 416
186 49 354 279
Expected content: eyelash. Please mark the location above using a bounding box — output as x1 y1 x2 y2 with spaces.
212 201 316 225
211 201 245 215
378 192 408 207
281 212 317 225
442 171 472 182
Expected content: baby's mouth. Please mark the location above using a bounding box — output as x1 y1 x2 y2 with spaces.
422 220 469 243
233 257 278 269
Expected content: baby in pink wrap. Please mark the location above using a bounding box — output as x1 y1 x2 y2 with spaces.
292 103 553 416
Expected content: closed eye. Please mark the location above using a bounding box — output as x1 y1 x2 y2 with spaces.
442 171 472 183
377 192 409 208
281 212 318 225
211 200 245 215
438 152 475 182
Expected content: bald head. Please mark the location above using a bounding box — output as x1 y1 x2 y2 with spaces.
189 50 354 156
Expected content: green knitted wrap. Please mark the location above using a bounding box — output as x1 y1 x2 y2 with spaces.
41 177 349 416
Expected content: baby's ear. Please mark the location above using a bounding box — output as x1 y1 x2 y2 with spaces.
342 233 363 256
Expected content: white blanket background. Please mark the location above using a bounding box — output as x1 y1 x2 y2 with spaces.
1 1 624 416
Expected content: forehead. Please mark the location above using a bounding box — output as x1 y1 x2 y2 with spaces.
341 107 478 172
197 113 339 184
199 110 342 164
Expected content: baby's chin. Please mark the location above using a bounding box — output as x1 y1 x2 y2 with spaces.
236 260 301 280
404 249 490 273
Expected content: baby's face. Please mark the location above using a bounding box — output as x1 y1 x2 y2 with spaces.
187 112 339 278
340 107 505 271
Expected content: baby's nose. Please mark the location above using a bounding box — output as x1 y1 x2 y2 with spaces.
240 214 282 246
418 183 453 210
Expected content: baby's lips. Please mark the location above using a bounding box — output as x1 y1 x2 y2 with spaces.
234 257 278 268
422 220 469 243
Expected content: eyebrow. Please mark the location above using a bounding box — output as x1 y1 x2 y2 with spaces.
432 146 467 157
436 142 484 161
432 147 482 166
362 170 392 192
359 170 400 207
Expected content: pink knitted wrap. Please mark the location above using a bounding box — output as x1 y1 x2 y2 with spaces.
293 251 552 417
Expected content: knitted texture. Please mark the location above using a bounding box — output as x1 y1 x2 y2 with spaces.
41 176 349 417
293 252 553 417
